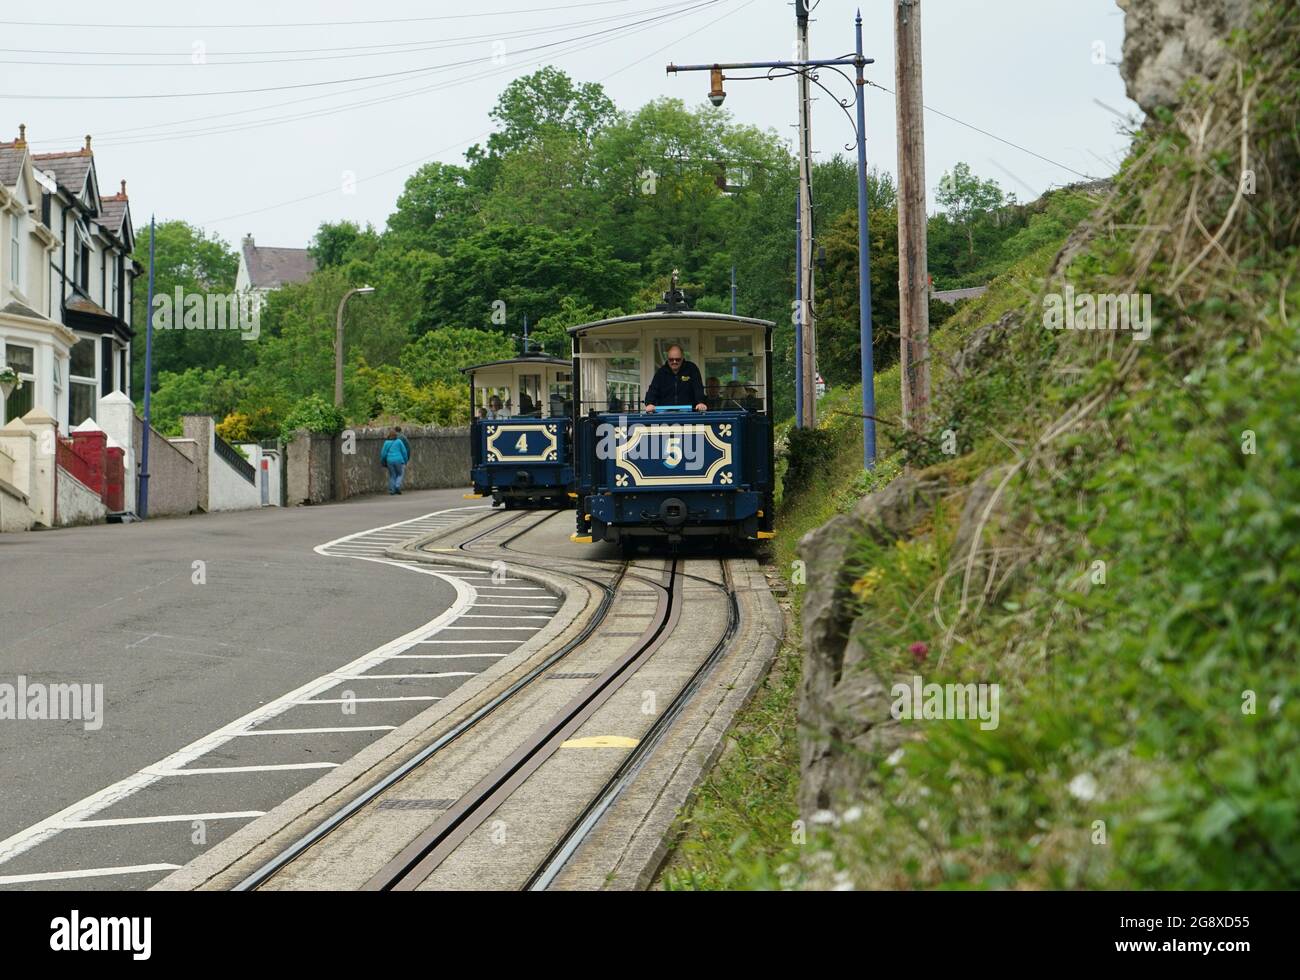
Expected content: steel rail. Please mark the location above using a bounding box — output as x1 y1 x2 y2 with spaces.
525 558 739 889
233 507 620 891
366 558 681 889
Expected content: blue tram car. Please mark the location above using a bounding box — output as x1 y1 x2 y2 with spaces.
568 293 776 548
463 351 574 508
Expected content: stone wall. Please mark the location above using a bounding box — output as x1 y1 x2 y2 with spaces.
284 426 470 505
337 426 470 499
56 467 107 526
133 417 199 517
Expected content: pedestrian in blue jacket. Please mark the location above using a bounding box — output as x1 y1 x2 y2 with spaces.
380 427 410 494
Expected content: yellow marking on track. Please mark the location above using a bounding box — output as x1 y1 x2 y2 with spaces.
567 492 579 499
463 493 484 499
560 735 639 749
757 531 776 539
569 534 593 544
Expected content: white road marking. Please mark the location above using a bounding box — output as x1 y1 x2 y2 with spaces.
459 615 553 619
0 507 485 868
0 864 181 885
393 654 508 660
233 726 397 736
61 812 265 828
150 763 340 776
344 672 477 680
294 696 441 704
434 626 540 631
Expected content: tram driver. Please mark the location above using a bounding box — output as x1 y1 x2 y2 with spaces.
644 344 708 413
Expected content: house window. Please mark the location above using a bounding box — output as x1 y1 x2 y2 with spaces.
69 336 96 425
2 342 35 424
74 223 90 292
110 255 119 317
8 212 19 288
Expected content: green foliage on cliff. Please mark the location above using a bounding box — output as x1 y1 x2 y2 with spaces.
784 1 1300 890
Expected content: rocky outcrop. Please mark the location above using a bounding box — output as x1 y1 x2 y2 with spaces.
797 473 948 813
1116 0 1254 114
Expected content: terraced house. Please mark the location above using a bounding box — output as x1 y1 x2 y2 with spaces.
0 127 138 430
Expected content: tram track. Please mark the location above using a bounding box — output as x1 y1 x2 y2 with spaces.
235 504 745 892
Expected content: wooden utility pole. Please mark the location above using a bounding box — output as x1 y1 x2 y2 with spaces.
796 0 816 429
894 0 930 432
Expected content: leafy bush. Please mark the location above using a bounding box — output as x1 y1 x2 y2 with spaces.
279 394 346 443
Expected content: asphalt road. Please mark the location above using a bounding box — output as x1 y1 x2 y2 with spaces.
0 487 519 889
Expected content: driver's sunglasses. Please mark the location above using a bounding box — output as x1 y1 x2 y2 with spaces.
667 356 683 363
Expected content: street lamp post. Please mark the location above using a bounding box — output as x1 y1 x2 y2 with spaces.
667 10 878 468
334 285 375 408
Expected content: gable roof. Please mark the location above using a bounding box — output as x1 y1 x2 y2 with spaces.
0 144 24 187
241 236 316 289
31 148 94 198
97 180 131 244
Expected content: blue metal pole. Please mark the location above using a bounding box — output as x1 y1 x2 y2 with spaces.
730 264 737 315
139 214 156 517
793 193 804 429
855 11 876 469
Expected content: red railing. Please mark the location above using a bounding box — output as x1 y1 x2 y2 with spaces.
56 432 103 495
57 429 125 511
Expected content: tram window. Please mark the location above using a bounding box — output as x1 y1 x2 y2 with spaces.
547 381 572 418
476 386 511 417
579 353 641 412
712 333 754 355
518 374 541 416
584 336 639 354
653 337 694 366
704 355 764 412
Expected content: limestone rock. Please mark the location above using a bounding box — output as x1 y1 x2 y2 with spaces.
1116 0 1253 115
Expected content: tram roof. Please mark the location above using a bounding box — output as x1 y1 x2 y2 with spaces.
566 310 775 337
460 355 571 374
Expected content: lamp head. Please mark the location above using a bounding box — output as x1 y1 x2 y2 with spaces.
708 66 726 107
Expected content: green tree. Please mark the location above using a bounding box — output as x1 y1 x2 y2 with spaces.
130 221 242 396
398 327 515 388
385 162 480 253
427 224 636 330
309 220 379 268
935 161 1011 256
146 365 250 435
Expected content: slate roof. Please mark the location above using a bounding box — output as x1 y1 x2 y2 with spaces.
30 148 93 195
931 286 989 303
241 238 316 289
0 144 24 186
98 182 130 237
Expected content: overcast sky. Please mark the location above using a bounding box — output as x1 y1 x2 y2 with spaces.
4 0 1138 251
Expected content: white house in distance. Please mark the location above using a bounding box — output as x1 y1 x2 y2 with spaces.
0 126 137 430
235 233 316 307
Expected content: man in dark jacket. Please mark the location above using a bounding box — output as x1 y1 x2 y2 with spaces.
645 344 707 412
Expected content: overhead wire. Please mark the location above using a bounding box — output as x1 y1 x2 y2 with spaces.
196 0 758 227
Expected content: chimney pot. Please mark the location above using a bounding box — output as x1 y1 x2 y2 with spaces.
16 123 26 145
84 134 92 153
120 179 127 197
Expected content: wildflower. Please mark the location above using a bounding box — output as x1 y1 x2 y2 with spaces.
1068 772 1099 802
850 566 885 599
909 641 929 664
886 748 906 767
